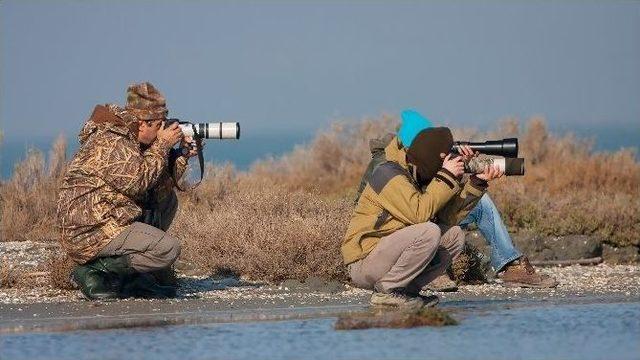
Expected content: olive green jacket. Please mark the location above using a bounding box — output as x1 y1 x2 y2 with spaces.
341 136 486 265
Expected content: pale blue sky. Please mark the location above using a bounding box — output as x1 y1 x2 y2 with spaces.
1 1 639 175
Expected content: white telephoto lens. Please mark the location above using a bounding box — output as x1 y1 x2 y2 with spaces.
205 122 240 139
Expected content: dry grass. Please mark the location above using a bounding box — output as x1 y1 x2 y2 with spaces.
48 254 77 290
244 116 640 249
0 135 66 242
1 116 638 286
0 262 52 289
0 263 19 288
172 167 352 282
450 243 488 284
250 115 397 195
485 118 640 247
335 307 458 329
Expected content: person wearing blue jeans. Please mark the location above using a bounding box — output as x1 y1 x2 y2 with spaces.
452 193 557 288
460 194 522 271
355 109 558 290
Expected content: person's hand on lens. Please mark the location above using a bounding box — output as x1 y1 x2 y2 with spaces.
458 144 479 162
157 122 183 147
441 153 465 178
476 164 504 181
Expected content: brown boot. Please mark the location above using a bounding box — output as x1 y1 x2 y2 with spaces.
499 257 558 288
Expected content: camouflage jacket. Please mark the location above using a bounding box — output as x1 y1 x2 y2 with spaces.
56 104 187 263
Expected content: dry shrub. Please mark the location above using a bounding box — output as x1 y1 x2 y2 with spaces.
335 307 458 330
0 136 66 242
249 115 639 248
1 115 638 285
450 243 488 284
0 263 18 288
172 165 353 282
48 254 77 290
486 118 640 247
250 115 397 194
0 263 50 289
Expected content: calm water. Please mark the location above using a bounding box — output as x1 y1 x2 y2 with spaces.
1 301 638 360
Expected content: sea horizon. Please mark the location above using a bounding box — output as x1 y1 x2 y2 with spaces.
1 123 638 180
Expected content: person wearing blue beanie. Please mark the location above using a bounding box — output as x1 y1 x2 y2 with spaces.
398 109 434 148
352 109 557 290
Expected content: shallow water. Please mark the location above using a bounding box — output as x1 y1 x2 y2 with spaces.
1 301 639 360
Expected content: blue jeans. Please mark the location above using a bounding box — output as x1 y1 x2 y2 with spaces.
459 194 521 271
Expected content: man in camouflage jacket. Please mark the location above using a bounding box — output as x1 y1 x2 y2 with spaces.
57 82 194 300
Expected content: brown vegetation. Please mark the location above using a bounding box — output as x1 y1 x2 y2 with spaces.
334 307 458 330
487 118 640 247
0 262 19 288
0 116 638 286
172 168 352 282
250 116 640 247
0 136 66 242
48 254 77 290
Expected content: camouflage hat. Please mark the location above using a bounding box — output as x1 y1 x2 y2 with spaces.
125 82 168 120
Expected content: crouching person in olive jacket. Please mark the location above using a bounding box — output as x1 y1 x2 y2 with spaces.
341 127 503 309
56 82 196 300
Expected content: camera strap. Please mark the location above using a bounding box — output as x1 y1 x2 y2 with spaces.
172 124 204 191
194 130 205 187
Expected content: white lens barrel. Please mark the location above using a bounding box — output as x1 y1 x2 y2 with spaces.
178 122 240 139
218 122 240 139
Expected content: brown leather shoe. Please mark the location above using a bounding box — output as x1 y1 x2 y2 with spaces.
499 257 558 288
422 273 458 293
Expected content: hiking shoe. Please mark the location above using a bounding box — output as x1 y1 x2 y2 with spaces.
499 257 558 288
416 292 440 307
422 273 458 292
370 291 426 310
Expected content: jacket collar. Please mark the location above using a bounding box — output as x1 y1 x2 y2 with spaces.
79 104 139 145
384 135 424 188
384 136 409 170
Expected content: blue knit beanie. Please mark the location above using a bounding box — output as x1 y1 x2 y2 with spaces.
398 109 434 148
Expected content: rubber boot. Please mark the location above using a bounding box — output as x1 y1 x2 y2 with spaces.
120 272 177 299
93 257 177 299
71 261 120 301
150 267 178 287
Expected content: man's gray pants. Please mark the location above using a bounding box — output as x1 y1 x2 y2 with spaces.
98 191 181 273
348 222 464 293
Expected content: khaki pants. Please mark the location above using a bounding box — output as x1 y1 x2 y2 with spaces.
98 191 181 273
348 222 464 293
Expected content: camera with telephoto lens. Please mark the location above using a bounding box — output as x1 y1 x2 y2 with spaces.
451 138 525 176
161 118 240 187
164 119 240 140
